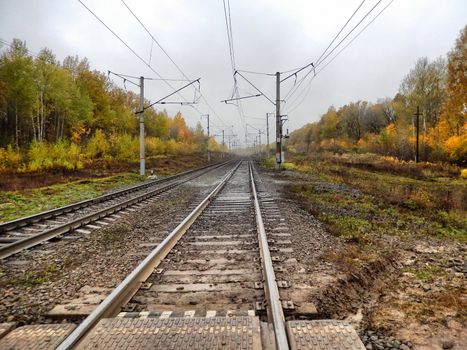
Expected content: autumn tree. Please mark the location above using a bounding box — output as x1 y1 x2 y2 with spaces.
339 102 364 142
400 57 447 131
319 106 340 140
440 26 466 137
0 39 37 147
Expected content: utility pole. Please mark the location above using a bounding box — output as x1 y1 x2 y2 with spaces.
415 106 420 163
139 76 145 176
108 71 199 176
275 72 281 170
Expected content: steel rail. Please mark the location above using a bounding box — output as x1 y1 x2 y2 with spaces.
0 161 232 260
56 161 242 350
0 160 230 233
249 161 290 350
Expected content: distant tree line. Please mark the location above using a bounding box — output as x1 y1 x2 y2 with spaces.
0 40 221 172
286 26 466 164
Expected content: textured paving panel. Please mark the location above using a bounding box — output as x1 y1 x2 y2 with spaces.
0 323 16 340
0 324 76 350
287 320 365 350
77 316 262 350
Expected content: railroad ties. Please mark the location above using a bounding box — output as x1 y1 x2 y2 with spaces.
0 160 365 349
0 161 230 259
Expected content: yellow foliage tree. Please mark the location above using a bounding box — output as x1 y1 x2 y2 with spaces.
443 130 467 162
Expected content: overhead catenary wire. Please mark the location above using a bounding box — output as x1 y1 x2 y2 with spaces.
108 70 141 88
222 0 248 145
223 0 236 75
283 64 315 101
236 69 275 76
283 0 386 106
315 0 384 68
110 71 191 82
78 0 225 132
120 0 194 86
119 0 229 129
316 0 395 76
77 0 154 74
285 0 395 114
235 71 275 105
281 0 367 102
144 78 201 110
314 0 367 67
281 0 367 83
76 1 194 119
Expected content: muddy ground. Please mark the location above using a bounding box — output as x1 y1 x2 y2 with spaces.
259 165 466 350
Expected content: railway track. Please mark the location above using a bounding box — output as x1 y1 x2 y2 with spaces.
0 161 231 259
54 160 292 349
0 160 366 349
52 160 363 349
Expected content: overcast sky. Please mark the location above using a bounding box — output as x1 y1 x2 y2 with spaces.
1 0 465 146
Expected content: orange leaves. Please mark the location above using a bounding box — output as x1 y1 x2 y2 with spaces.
71 125 86 144
444 134 467 162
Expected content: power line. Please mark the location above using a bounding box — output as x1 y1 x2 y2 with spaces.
120 0 194 84
315 0 384 68
235 71 275 105
285 0 395 114
109 71 191 81
77 0 151 70
316 0 395 76
223 0 236 75
284 0 386 104
314 0 366 66
222 0 248 144
119 0 229 129
78 0 211 126
236 69 275 76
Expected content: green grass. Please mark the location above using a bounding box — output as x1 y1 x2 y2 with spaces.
282 162 298 171
7 263 59 286
325 215 372 239
283 156 467 243
0 173 144 223
403 265 447 282
262 157 276 170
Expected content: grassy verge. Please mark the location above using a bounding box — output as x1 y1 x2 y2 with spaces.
264 154 466 242
265 153 466 335
0 152 218 222
0 173 143 223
